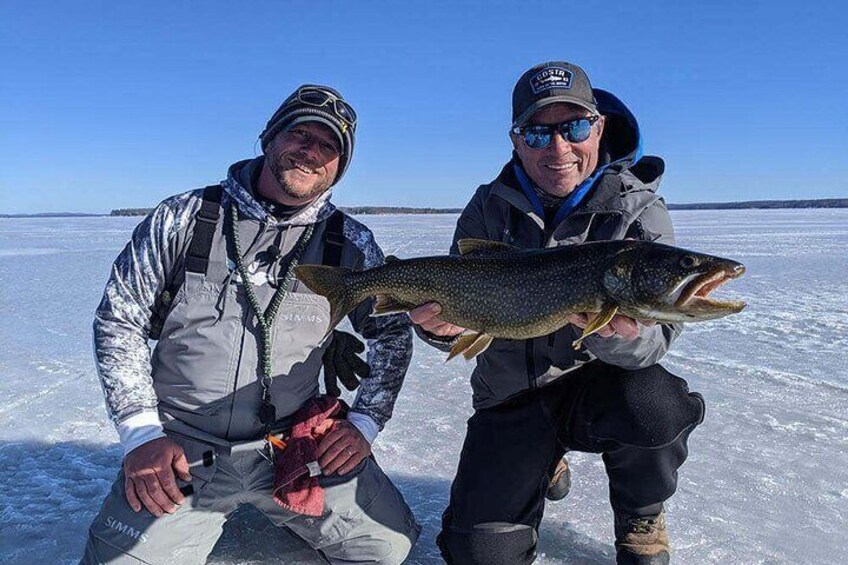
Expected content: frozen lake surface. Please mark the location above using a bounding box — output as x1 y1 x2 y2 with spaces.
1 209 846 564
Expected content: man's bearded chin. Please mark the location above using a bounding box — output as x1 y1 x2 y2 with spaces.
269 157 333 202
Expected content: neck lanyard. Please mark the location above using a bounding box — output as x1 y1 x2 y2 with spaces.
229 203 315 431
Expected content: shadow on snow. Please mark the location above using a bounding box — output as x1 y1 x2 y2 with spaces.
0 440 612 564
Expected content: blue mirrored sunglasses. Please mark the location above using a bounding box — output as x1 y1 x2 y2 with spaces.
512 115 600 149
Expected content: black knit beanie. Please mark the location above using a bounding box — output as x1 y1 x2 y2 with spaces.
259 84 356 185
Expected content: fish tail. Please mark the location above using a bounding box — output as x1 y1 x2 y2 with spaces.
294 265 358 335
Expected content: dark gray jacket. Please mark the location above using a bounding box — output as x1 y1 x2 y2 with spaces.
420 90 683 409
94 157 412 453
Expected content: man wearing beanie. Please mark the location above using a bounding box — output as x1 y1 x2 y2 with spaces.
81 84 420 564
412 62 704 564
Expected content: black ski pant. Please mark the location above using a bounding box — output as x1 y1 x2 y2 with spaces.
437 361 705 565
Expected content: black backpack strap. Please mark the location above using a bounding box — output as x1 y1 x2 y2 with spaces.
322 209 345 267
185 184 224 275
149 184 223 339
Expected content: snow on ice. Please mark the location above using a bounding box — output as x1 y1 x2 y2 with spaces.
1 209 847 564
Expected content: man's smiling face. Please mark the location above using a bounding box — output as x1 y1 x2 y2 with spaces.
263 121 341 204
511 103 605 198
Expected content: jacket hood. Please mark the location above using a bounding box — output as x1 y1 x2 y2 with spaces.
221 157 337 226
594 88 642 169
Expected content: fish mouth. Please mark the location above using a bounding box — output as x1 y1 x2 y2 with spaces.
674 264 746 313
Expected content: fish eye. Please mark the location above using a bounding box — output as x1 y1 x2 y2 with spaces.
680 255 699 269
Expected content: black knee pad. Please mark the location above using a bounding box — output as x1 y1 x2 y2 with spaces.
583 365 705 448
438 522 537 565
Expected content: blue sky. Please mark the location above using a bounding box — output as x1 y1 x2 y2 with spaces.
1 0 845 213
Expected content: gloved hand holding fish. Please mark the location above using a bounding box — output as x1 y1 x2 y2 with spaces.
295 238 746 361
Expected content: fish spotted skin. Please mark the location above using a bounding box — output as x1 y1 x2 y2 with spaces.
295 239 746 347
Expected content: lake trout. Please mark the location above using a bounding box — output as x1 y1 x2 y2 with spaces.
295 238 746 360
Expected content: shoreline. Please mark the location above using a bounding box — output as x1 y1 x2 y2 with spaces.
2 198 847 218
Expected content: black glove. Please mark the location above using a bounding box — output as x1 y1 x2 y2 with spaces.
322 330 370 397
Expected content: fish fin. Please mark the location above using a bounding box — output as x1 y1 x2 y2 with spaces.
447 331 487 362
457 238 520 256
572 304 619 350
372 294 417 316
462 333 494 360
294 265 357 336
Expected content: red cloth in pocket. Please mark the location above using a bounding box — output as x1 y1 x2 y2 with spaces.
272 396 348 516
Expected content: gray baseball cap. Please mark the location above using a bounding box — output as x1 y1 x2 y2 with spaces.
512 61 598 127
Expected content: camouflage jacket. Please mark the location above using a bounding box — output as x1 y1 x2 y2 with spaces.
94 157 412 454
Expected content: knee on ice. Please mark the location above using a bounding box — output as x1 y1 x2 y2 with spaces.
378 529 418 565
325 523 419 565
438 522 537 565
587 365 706 448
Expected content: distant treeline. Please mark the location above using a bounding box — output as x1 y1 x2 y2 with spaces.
667 198 848 210
0 212 105 218
110 206 464 217
339 206 464 215
110 208 155 217
9 198 842 219
108 199 847 217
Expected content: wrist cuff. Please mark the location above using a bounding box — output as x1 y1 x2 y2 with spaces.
347 412 380 445
117 411 166 456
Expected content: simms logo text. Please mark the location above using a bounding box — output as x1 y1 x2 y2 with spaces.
105 516 149 543
279 313 324 324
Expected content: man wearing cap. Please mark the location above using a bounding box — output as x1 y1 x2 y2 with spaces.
411 62 705 564
81 84 420 564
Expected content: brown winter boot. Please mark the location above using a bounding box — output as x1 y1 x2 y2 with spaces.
614 509 670 564
545 456 571 501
